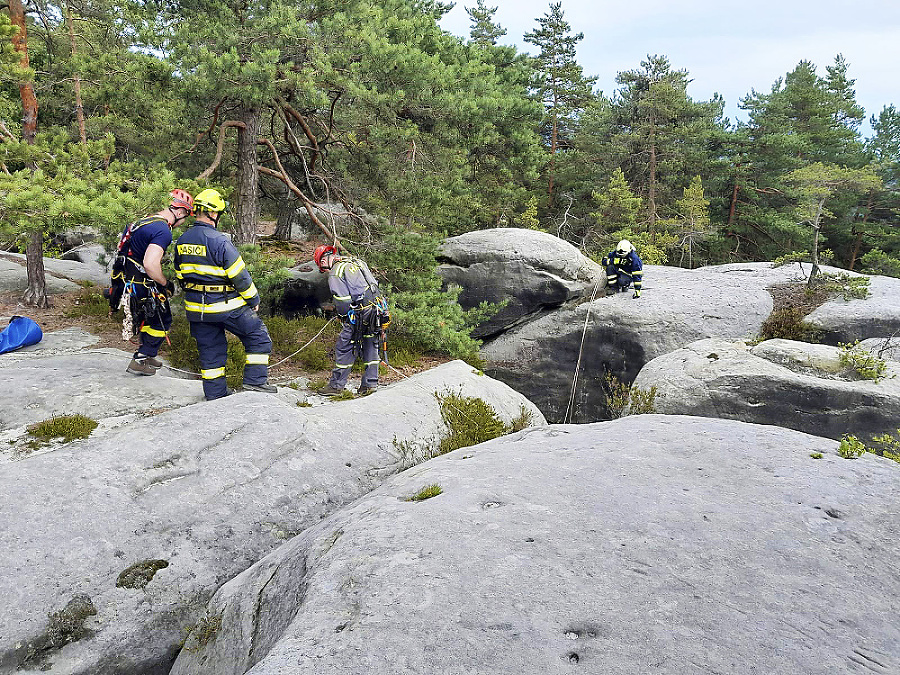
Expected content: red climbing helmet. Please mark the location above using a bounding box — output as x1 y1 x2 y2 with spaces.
314 244 337 271
169 189 194 214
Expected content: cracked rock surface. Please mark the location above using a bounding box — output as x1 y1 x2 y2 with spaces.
0 358 542 674
632 337 900 440
172 416 900 675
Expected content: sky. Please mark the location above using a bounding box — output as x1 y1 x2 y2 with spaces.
439 0 900 136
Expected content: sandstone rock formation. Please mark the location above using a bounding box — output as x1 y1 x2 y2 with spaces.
0 359 542 674
632 337 900 441
480 266 773 422
437 228 605 337
171 415 900 675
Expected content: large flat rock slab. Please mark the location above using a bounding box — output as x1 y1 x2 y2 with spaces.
0 361 543 674
0 258 79 294
481 265 772 422
171 416 900 675
0 251 108 286
632 338 900 441
0 348 203 432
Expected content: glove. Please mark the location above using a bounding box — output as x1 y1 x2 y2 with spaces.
633 290 641 299
160 279 176 298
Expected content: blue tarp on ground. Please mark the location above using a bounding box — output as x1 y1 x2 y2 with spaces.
0 316 43 355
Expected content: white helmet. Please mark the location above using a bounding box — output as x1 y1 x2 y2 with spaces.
616 239 634 254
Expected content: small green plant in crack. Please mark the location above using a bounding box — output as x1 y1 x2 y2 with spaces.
810 452 824 459
838 434 866 459
27 415 98 443
838 341 888 382
407 484 443 501
180 612 223 652
870 429 900 464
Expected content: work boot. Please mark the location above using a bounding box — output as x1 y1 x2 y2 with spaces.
143 356 164 369
126 357 157 376
243 382 278 394
317 384 346 396
356 385 377 396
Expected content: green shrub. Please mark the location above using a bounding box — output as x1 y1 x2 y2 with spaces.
870 429 900 464
406 484 443 502
772 249 835 268
27 415 98 442
838 434 866 459
859 248 900 278
838 340 888 382
436 391 509 455
815 273 869 300
601 371 657 418
160 313 200 371
65 287 111 319
758 308 824 342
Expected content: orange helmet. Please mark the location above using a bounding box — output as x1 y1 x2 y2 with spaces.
169 189 194 213
314 244 337 271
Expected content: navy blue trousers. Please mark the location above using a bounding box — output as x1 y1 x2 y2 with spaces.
189 306 272 400
130 284 171 358
328 321 380 390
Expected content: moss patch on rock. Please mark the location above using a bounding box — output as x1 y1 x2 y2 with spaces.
116 559 170 589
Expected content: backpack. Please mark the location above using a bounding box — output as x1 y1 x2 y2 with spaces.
0 316 43 355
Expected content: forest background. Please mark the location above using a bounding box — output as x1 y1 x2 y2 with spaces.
1 0 898 357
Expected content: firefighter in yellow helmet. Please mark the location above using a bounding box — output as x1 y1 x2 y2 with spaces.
173 189 276 400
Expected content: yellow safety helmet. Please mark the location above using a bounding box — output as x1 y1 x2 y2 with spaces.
193 188 227 213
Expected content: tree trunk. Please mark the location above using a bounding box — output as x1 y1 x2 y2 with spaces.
66 3 87 145
10 0 47 307
22 230 49 308
727 181 740 226
9 0 36 144
808 199 825 286
234 105 260 244
274 185 299 241
548 90 558 209
648 109 657 240
848 192 874 271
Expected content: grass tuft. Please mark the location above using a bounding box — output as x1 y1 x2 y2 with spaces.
27 415 98 443
407 484 443 502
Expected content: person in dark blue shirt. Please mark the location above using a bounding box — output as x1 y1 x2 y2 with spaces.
602 240 643 298
114 189 194 375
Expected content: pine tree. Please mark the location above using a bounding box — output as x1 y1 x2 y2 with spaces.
524 2 596 208
466 0 506 47
588 168 641 252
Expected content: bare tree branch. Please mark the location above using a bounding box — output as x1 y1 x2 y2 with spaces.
195 119 246 181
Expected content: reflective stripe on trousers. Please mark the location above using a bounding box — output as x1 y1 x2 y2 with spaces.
328 321 379 389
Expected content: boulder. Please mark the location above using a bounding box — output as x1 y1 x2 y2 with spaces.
0 361 543 674
480 266 772 423
171 415 900 675
632 337 900 441
0 252 108 289
0 258 79 294
62 244 107 266
437 228 605 337
273 262 332 317
807 274 900 343
704 262 900 343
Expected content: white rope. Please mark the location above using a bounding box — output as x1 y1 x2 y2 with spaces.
563 279 604 424
269 318 336 368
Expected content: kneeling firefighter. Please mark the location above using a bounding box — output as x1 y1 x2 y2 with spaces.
314 245 390 396
112 189 194 375
173 188 276 400
602 239 643 298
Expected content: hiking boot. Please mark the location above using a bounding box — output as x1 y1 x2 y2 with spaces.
127 358 157 376
356 385 377 396
316 384 346 396
143 356 164 369
243 382 278 394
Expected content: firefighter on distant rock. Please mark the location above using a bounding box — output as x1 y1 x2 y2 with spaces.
602 240 643 298
313 244 389 396
174 188 276 400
